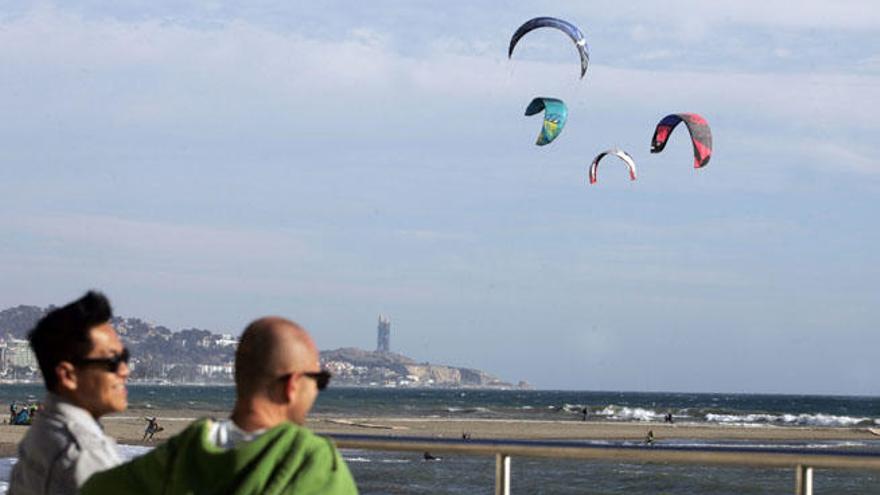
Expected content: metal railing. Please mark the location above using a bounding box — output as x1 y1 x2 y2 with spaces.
329 434 880 495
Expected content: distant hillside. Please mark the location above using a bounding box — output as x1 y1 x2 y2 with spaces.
0 305 48 339
0 304 236 383
0 304 525 389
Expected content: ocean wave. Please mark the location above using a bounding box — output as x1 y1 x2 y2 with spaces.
704 412 875 427
543 403 878 428
343 455 413 464
119 444 152 459
446 406 491 414
663 440 870 450
595 405 663 422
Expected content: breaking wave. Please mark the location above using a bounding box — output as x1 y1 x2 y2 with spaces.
445 406 491 414
704 412 876 427
595 405 664 422
547 403 878 427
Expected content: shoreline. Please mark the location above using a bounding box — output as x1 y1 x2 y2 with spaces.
1 407 876 457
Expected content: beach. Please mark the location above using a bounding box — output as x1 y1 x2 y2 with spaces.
2 406 876 457
1 388 878 494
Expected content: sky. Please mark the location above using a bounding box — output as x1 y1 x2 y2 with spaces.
0 1 878 394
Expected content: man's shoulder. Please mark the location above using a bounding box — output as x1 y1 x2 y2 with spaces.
11 413 94 495
17 412 78 456
238 423 357 495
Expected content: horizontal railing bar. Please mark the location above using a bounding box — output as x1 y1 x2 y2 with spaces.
328 434 880 471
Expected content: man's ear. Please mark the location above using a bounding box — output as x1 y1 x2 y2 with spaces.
55 362 78 392
283 373 299 403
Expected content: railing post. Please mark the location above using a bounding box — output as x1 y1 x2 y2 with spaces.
794 465 813 495
495 453 511 495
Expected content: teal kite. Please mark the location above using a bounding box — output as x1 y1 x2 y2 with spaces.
525 97 567 146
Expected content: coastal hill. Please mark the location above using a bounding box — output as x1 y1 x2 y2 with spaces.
322 347 521 388
0 304 523 389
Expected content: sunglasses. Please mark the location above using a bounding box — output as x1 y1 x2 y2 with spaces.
72 348 130 373
278 369 332 391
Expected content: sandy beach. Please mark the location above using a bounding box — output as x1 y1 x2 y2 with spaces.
2 407 876 457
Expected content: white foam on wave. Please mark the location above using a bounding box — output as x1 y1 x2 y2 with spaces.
0 456 16 494
446 407 491 414
596 405 663 422
705 412 874 427
119 444 153 460
664 440 871 450
342 451 412 464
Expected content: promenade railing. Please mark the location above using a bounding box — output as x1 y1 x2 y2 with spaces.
330 433 880 495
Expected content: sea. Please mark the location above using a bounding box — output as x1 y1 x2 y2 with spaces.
0 384 878 494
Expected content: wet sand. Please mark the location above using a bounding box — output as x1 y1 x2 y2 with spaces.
1 407 876 456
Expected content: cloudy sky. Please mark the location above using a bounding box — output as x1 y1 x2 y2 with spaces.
1 1 878 394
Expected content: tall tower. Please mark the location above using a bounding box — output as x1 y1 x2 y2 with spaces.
376 314 391 353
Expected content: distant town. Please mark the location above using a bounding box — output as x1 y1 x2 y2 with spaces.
0 306 526 389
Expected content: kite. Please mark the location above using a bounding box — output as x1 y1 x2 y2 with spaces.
509 17 590 78
589 149 637 184
650 113 713 168
525 97 568 146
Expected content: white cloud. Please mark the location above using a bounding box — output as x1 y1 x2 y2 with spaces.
636 49 677 61
807 141 880 175
858 54 880 72
393 229 467 242
571 0 880 32
0 213 310 264
2 6 878 137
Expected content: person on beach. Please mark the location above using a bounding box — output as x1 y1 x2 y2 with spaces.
142 417 162 441
581 407 588 421
81 316 358 495
9 291 128 495
645 430 655 446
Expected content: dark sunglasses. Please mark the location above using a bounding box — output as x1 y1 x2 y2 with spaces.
72 348 130 373
279 369 332 391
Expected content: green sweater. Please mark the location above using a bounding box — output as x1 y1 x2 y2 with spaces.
80 419 358 495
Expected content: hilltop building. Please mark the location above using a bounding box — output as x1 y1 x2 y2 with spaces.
376 314 391 353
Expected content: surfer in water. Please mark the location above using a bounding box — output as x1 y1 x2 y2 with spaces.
423 452 441 461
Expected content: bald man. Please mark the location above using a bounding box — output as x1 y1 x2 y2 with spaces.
81 317 358 495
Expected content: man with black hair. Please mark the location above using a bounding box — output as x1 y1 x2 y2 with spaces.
10 291 130 495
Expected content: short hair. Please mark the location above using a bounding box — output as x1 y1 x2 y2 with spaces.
28 291 113 391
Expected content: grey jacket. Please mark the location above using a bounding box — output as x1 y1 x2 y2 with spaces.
9 393 122 495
